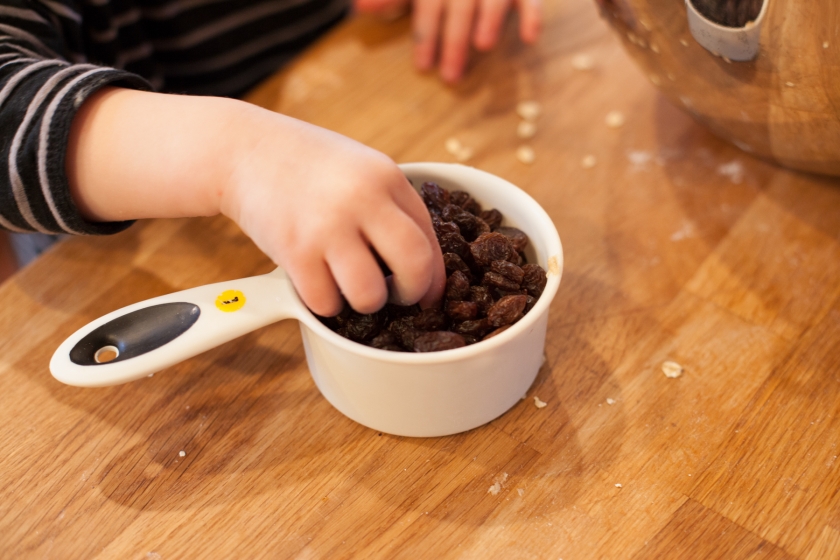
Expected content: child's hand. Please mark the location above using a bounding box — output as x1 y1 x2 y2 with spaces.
221 108 446 316
354 0 542 83
67 88 445 317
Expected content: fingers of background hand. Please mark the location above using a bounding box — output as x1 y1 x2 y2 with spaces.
440 0 478 82
473 0 511 51
325 236 389 314
286 255 344 317
413 0 445 70
516 0 541 43
363 205 436 306
354 0 409 16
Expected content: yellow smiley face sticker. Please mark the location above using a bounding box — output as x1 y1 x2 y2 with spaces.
215 289 246 312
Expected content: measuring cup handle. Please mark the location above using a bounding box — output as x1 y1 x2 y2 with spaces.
50 268 304 387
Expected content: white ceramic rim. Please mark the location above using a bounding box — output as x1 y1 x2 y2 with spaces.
290 162 563 365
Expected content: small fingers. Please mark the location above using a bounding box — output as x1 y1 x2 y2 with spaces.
413 0 445 70
363 205 437 307
286 255 344 317
473 0 512 51
389 179 446 307
440 0 478 82
325 236 389 314
516 0 541 43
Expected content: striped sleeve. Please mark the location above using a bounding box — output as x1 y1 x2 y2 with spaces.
0 0 153 235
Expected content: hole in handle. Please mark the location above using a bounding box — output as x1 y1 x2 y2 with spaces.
94 345 119 363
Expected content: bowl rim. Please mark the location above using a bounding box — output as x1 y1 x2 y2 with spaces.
292 162 564 365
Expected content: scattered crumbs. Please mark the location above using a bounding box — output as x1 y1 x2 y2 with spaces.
605 110 625 128
649 74 661 86
680 38 689 47
179 450 186 457
516 101 541 121
488 473 509 495
548 255 560 276
542 353 547 366
615 483 622 488
824 41 830 49
517 488 525 497
516 145 536 164
606 398 616 405
668 73 676 81
688 473 692 477
640 19 651 30
534 396 547 409
722 56 732 64
445 137 462 154
717 160 745 183
581 154 597 168
785 81 795 87
455 146 474 162
734 139 752 152
670 222 696 241
650 43 660 54
571 53 595 70
627 150 652 167
662 360 684 378
517 120 537 139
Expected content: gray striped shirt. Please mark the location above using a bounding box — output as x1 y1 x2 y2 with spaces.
0 0 347 235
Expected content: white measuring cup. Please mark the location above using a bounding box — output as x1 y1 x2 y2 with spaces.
50 163 563 436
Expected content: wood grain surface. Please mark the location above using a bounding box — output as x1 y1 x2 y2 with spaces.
2 0 840 557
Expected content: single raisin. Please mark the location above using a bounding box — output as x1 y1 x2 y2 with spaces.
469 285 494 315
389 316 419 350
450 190 471 208
413 308 448 331
470 232 513 266
439 231 470 259
421 181 450 211
445 270 471 301
524 295 537 313
433 218 460 239
521 264 547 298
445 300 479 322
443 253 473 282
487 294 527 327
370 331 404 351
442 204 482 241
473 217 491 237
496 226 529 253
343 311 383 342
414 331 466 352
463 197 482 216
481 271 520 292
479 209 503 230
451 317 493 338
490 260 524 285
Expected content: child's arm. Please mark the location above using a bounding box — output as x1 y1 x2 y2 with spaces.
67 87 446 316
354 0 542 83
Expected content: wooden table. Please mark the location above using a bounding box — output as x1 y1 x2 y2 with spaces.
3 0 840 557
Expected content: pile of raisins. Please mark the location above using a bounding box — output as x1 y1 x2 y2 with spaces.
318 181 547 352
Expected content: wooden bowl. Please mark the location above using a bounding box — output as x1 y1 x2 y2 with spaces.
595 0 840 176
